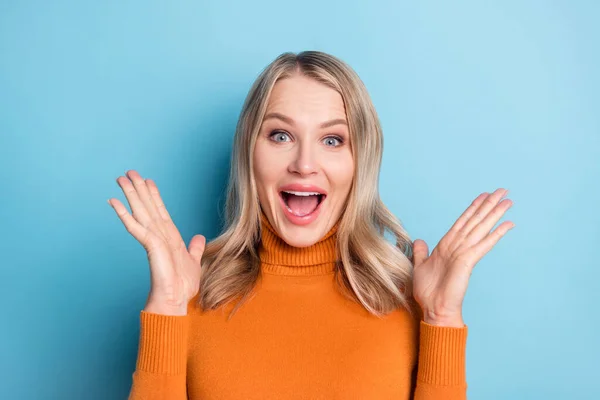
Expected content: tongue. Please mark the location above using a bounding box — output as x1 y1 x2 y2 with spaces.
286 194 319 216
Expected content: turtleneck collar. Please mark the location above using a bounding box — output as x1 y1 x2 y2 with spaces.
258 210 340 276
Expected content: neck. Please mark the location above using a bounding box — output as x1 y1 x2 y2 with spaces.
258 211 339 276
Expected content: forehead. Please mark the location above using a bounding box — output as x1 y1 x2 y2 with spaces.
265 75 347 122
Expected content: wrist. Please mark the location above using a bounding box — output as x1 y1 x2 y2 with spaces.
421 307 464 327
423 316 465 327
143 301 188 316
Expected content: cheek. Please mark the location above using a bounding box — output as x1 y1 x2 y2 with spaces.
253 141 282 191
327 154 355 193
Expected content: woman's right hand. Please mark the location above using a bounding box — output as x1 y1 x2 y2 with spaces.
108 170 206 316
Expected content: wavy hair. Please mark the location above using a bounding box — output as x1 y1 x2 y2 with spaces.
198 51 419 320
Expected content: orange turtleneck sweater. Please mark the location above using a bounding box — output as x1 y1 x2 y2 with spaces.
128 213 468 399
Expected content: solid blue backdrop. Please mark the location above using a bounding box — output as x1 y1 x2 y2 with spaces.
1 1 598 399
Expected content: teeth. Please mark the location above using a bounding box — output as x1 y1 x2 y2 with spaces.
282 191 321 196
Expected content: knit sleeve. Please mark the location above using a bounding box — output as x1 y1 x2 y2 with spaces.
412 320 469 400
127 310 190 400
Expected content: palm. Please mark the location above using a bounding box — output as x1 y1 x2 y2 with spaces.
412 244 472 319
145 230 203 307
411 189 515 322
109 170 206 311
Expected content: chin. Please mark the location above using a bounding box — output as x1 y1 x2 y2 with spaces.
271 208 328 248
281 228 323 248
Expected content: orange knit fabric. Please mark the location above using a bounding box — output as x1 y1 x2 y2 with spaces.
128 212 468 399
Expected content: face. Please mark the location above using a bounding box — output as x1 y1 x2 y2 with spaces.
253 74 354 247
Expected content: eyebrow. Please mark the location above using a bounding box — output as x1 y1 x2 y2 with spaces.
263 112 348 129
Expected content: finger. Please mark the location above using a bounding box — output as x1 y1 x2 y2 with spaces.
411 239 429 267
447 192 489 237
188 234 206 265
146 178 185 248
108 198 149 246
117 175 152 226
126 170 163 224
460 188 508 236
448 189 507 253
146 178 174 223
470 220 515 261
125 170 173 244
463 197 513 248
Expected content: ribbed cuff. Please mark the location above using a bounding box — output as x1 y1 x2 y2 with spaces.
135 311 190 375
417 320 468 386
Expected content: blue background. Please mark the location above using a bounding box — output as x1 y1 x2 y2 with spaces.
1 1 598 399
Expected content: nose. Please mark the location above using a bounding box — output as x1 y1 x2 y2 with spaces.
288 139 318 176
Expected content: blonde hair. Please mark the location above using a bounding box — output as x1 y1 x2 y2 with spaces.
198 51 418 320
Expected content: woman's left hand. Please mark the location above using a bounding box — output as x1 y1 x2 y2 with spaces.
412 188 515 327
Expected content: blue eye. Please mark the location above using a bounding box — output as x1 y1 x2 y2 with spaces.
269 131 291 142
323 136 343 147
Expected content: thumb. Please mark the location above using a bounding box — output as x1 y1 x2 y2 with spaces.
411 239 429 267
188 234 206 265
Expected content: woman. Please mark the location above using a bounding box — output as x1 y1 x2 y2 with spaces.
108 51 514 399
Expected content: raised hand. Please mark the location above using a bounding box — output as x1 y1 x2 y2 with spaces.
108 170 206 316
411 188 515 327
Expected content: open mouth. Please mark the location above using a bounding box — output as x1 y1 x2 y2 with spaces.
279 191 326 217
